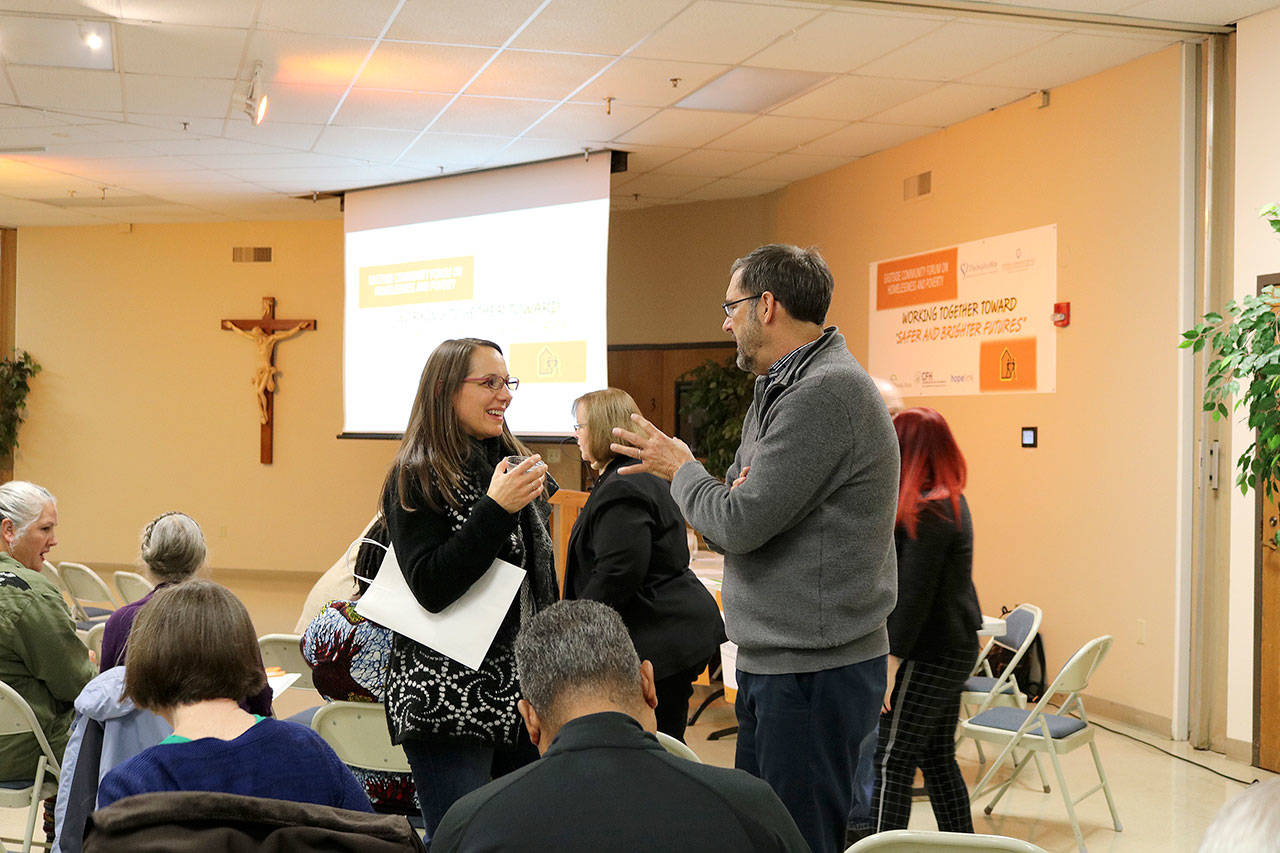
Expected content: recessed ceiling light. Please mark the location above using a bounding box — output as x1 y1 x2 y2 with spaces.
85 31 103 50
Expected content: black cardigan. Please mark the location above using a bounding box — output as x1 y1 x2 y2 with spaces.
564 457 724 680
887 494 982 662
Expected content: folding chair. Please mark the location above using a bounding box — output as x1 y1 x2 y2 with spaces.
79 621 106 659
845 828 1049 851
961 635 1122 853
0 680 62 853
957 603 1049 792
311 701 410 774
113 570 154 604
655 731 702 763
258 633 314 691
57 562 118 625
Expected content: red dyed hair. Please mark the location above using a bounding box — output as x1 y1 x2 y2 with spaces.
893 407 966 538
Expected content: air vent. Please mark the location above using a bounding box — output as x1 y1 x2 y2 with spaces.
232 247 272 263
903 171 932 201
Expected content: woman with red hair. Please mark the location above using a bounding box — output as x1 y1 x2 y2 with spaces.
859 407 982 836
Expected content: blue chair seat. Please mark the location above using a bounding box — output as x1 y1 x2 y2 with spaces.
969 707 1088 739
964 676 1017 694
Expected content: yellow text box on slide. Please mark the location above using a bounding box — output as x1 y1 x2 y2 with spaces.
359 257 474 308
509 341 587 383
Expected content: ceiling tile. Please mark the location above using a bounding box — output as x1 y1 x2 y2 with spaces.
258 0 404 38
248 32 376 88
54 155 204 174
252 83 348 124
615 171 712 199
0 107 67 129
123 116 225 136
136 137 280 157
485 138 586 167
526 102 657 142
117 0 261 28
467 50 613 101
0 1 117 14
398 133 516 167
733 152 848 182
512 0 690 53
868 82 1030 127
1123 0 1280 23
123 75 237 118
314 126 420 161
429 96 555 136
963 31 1175 89
631 1 818 65
614 108 753 147
333 89 453 130
8 67 123 112
0 198 114 226
19 139 157 159
855 20 1064 81
384 0 545 46
576 58 730 108
72 121 195 142
708 115 847 153
116 23 246 77
653 148 773 178
746 9 947 73
681 176 786 201
357 42 495 92
794 121 935 158
219 117 325 150
182 151 358 171
771 75 939 121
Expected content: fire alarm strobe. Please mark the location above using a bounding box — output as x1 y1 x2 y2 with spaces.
1051 302 1070 327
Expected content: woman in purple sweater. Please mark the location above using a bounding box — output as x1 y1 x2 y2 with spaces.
99 512 272 717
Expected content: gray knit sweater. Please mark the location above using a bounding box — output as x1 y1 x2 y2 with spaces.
671 328 899 675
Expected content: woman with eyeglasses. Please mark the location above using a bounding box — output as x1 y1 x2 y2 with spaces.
379 337 558 840
564 388 723 741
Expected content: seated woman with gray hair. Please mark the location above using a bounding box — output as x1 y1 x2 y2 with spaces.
98 512 272 716
99 512 207 671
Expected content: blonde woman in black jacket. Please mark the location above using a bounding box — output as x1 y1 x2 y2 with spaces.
565 388 723 741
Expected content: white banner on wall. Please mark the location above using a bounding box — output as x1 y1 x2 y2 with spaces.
868 224 1057 397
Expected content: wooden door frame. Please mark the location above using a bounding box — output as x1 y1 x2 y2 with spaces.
1253 271 1280 766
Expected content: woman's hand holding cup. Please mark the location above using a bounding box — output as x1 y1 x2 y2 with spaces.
488 455 546 513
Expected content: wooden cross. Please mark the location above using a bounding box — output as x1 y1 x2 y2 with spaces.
220 297 316 464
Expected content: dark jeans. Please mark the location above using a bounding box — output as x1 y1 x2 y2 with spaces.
653 663 704 742
735 655 886 853
401 733 537 840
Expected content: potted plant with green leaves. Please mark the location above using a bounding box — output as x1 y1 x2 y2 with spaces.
677 356 756 479
1180 205 1280 505
0 350 41 466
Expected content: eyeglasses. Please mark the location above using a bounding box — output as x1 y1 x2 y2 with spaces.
572 423 586 432
722 294 761 317
462 375 520 392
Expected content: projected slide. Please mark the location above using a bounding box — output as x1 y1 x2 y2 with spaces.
343 186 609 437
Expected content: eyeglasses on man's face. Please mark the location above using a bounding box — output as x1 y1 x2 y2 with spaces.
722 294 761 317
463 374 520 392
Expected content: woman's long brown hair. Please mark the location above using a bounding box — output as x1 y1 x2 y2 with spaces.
385 338 531 513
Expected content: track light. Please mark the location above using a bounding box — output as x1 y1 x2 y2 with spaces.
77 21 104 51
244 60 269 126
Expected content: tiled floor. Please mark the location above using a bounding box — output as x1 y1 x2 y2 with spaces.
6 568 1271 852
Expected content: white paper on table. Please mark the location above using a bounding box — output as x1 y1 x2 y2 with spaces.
266 672 300 697
355 543 525 671
720 640 738 691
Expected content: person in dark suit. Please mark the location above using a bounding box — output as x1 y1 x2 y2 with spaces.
430 601 807 853
564 388 724 741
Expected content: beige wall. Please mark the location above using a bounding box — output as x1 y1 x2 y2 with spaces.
14 44 1189 723
16 219 397 574
610 46 1187 723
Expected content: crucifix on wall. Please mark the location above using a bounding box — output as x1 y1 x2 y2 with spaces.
220 297 316 464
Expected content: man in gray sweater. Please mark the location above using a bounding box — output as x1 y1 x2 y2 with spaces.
612 244 899 853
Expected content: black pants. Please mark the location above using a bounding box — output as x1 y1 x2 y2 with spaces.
653 663 704 742
866 648 976 834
